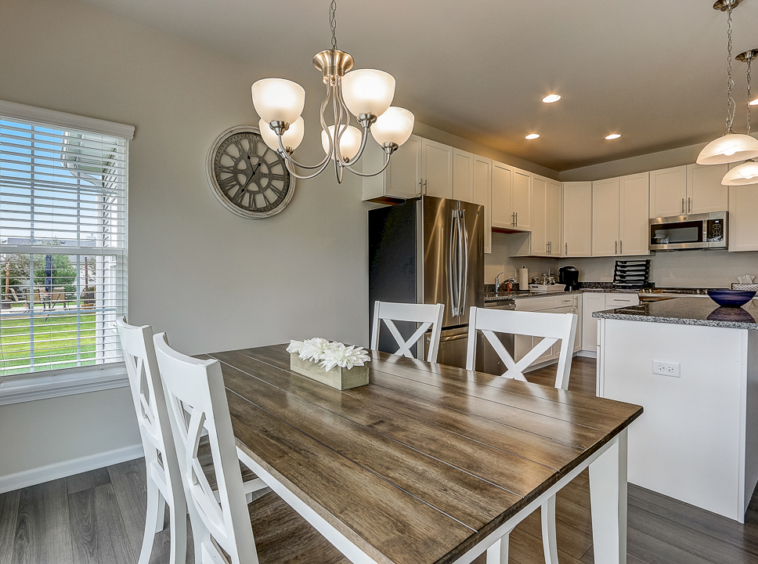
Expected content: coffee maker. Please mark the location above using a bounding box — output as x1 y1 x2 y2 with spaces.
558 266 580 291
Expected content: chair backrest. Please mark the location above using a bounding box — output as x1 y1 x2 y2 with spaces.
465 307 578 390
153 333 257 564
116 319 183 502
371 301 445 362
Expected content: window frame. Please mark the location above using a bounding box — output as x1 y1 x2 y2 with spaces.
0 100 134 405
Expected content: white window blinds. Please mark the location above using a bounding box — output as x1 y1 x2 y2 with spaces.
0 113 128 377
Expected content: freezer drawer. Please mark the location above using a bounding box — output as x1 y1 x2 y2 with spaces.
425 326 469 370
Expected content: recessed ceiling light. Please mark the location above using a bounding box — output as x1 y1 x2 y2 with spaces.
542 94 561 104
525 134 540 140
751 98 758 106
605 134 621 140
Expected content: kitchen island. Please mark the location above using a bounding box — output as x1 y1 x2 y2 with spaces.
594 298 758 522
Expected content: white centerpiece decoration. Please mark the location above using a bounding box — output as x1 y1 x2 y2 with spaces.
287 338 370 390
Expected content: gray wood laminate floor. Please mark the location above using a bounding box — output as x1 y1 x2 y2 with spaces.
1 357 757 564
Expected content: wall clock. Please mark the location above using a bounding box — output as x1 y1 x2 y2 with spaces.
207 125 295 219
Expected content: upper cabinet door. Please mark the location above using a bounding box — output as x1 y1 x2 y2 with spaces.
422 139 453 199
472 156 492 254
386 135 422 200
728 165 758 251
513 169 532 230
531 175 547 255
491 161 514 229
619 173 650 256
563 182 592 257
687 163 729 215
452 149 474 202
592 177 621 257
545 179 562 256
649 166 687 218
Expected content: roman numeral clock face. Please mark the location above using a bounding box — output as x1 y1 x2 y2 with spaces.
207 126 295 219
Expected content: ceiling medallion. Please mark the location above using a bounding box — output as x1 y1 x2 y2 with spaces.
250 0 415 184
698 0 758 166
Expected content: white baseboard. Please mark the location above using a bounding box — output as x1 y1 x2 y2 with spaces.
577 350 597 358
0 443 144 494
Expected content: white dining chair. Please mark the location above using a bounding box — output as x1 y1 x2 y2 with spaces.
117 319 266 564
153 333 350 564
371 301 445 362
465 307 578 564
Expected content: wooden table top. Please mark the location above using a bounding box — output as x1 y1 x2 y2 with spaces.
206 344 642 564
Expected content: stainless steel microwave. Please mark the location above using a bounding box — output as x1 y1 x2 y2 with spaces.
649 212 728 251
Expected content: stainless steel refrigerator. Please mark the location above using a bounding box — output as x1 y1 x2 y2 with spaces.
368 196 484 368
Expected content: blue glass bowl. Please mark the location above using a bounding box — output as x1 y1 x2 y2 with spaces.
707 289 756 307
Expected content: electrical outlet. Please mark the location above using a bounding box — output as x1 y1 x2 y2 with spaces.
652 361 680 378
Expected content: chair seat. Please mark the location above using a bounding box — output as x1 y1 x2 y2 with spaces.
248 491 350 564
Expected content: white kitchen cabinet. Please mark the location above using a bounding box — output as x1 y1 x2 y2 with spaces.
728 170 758 251
513 295 581 364
513 169 532 230
619 172 650 256
592 178 621 256
472 155 492 254
687 163 729 214
563 182 592 257
361 134 422 201
491 161 514 228
649 166 687 218
582 293 606 352
531 175 561 256
452 148 474 202
422 138 453 199
593 175 649 257
605 293 640 308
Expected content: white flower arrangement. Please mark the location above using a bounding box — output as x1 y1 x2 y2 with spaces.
287 338 370 371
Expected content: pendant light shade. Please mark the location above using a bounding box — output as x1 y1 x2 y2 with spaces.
722 160 758 185
341 70 395 118
697 133 758 165
260 117 305 152
251 78 306 124
371 107 415 147
321 125 362 161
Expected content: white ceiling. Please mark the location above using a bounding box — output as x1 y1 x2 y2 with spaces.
72 0 758 171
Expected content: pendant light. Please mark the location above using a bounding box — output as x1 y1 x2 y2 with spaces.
723 49 758 185
697 0 758 165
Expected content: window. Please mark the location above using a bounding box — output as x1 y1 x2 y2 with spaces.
0 106 130 382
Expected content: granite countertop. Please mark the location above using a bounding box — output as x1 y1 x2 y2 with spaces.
484 286 638 303
593 297 758 330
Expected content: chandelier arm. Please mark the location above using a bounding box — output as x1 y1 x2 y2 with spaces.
332 80 346 164
335 86 371 165
275 84 334 171
343 150 392 178
281 152 334 180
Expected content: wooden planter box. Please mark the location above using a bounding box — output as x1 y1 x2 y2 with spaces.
289 353 369 390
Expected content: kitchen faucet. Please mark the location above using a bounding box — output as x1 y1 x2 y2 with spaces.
495 272 504 296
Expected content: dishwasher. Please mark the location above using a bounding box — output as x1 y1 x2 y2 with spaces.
476 301 516 375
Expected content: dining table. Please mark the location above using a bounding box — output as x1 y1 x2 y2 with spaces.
203 344 643 564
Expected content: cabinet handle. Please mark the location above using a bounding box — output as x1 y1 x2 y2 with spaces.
423 179 427 194
688 197 692 213
512 212 516 227
565 242 568 255
615 241 618 254
620 240 623 254
515 211 518 226
682 198 685 214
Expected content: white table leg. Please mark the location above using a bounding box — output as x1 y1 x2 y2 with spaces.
589 428 628 564
486 532 509 564
540 496 559 564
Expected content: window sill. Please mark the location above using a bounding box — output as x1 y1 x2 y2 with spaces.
0 364 129 406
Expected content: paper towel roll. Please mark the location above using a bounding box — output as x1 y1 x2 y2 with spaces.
519 267 529 290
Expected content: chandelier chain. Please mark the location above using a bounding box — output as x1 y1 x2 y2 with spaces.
726 2 736 134
330 0 338 50
748 57 752 135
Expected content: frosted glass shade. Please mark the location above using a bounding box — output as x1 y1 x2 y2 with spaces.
722 161 758 185
341 70 395 118
371 107 415 147
259 117 304 152
697 133 758 165
321 125 362 161
251 78 305 124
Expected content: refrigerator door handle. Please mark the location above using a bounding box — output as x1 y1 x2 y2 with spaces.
449 209 459 317
459 208 469 317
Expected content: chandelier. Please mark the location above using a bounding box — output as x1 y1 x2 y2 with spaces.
251 0 415 183
697 0 758 166
722 49 758 185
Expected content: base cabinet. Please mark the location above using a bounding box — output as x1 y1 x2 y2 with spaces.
514 295 582 364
